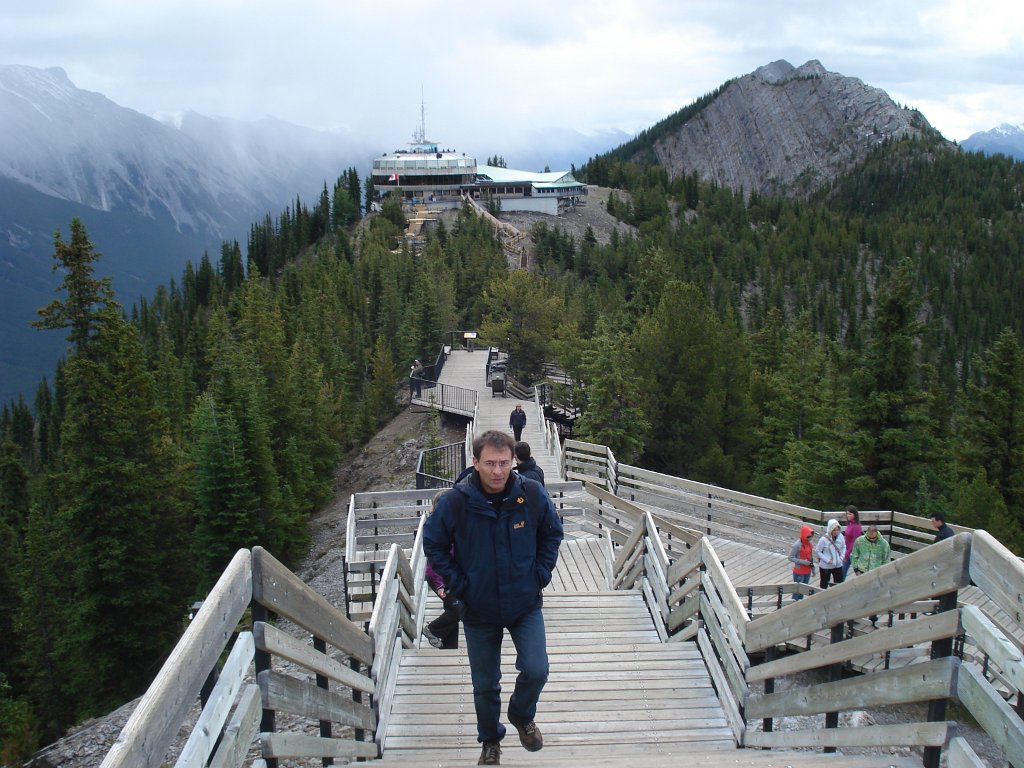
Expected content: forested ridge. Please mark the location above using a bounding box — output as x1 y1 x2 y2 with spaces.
1 133 1024 759
0 172 509 758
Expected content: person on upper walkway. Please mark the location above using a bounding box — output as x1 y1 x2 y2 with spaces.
410 359 425 398
815 518 846 589
509 403 527 442
788 524 815 601
931 511 954 542
842 505 862 578
514 441 545 486
851 524 891 575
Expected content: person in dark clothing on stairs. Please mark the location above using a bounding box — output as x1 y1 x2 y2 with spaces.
514 441 545 486
509 403 527 441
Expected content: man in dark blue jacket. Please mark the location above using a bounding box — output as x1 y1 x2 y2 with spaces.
423 430 563 766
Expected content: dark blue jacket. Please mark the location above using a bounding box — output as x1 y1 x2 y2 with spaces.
423 472 563 627
516 457 545 486
509 408 527 430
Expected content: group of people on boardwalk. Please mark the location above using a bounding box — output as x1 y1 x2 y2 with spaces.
789 506 891 599
790 505 956 601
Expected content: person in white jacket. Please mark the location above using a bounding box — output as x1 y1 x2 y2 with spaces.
815 518 846 589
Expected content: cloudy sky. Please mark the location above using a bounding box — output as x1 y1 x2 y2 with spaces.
3 0 1022 153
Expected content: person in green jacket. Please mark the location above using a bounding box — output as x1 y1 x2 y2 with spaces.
850 525 891 575
850 525 891 627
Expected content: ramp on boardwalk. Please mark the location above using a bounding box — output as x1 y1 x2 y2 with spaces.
382 540 734 762
434 348 561 480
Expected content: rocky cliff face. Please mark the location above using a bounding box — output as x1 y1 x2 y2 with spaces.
651 59 938 197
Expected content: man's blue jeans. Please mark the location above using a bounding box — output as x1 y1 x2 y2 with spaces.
462 603 548 743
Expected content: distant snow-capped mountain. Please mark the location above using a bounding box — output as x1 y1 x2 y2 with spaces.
0 63 374 401
0 64 371 241
961 123 1024 161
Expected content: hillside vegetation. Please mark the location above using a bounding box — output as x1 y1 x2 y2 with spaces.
2 130 1024 760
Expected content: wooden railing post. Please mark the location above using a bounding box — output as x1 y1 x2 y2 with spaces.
824 623 844 753
762 645 775 736
923 588 958 768
313 635 333 767
251 601 277 768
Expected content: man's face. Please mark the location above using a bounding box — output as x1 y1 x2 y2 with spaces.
866 527 878 542
474 444 514 494
931 517 941 529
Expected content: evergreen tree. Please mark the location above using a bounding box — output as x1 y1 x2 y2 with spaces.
573 321 649 463
57 304 193 715
0 441 29 693
190 393 261 590
956 328 1024 523
365 335 398 430
33 218 114 351
479 271 565 382
853 259 934 512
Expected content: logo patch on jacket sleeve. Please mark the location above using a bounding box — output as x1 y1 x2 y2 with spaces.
514 520 526 529
516 496 525 504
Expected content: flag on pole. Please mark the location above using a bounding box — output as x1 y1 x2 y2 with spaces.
388 173 399 182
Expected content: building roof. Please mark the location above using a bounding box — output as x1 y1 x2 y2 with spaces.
475 165 580 188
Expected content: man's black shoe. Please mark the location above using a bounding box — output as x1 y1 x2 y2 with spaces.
510 719 543 751
477 740 501 765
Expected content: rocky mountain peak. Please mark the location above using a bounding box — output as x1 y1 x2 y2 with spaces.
649 59 942 197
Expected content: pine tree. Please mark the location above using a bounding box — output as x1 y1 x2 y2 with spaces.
58 304 193 715
0 441 29 692
853 259 934 512
190 393 261 590
366 335 398 429
33 218 114 351
573 321 649 463
956 328 1024 521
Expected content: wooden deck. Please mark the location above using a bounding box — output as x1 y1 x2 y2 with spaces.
385 592 734 761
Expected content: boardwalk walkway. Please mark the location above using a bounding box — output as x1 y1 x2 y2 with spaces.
379 539 918 767
433 348 560 479
383 539 733 761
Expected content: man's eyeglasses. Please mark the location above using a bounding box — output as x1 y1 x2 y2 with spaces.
480 460 512 470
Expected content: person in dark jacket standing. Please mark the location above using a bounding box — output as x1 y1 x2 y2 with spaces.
514 441 545 486
509 403 527 441
423 430 563 766
931 512 954 542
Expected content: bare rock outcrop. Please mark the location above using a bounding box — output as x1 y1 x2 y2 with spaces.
652 59 940 197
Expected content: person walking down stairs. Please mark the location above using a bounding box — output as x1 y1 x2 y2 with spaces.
509 403 526 441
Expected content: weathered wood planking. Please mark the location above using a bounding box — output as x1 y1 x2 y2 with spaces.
174 632 254 768
744 721 947 749
957 661 1024 767
257 669 376 731
260 732 378 760
101 549 253 768
747 657 959 718
206 684 261 768
252 546 373 665
385 580 735 760
745 533 971 653
253 621 376 694
367 751 920 768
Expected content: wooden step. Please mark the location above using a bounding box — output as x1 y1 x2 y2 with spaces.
371 748 920 767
